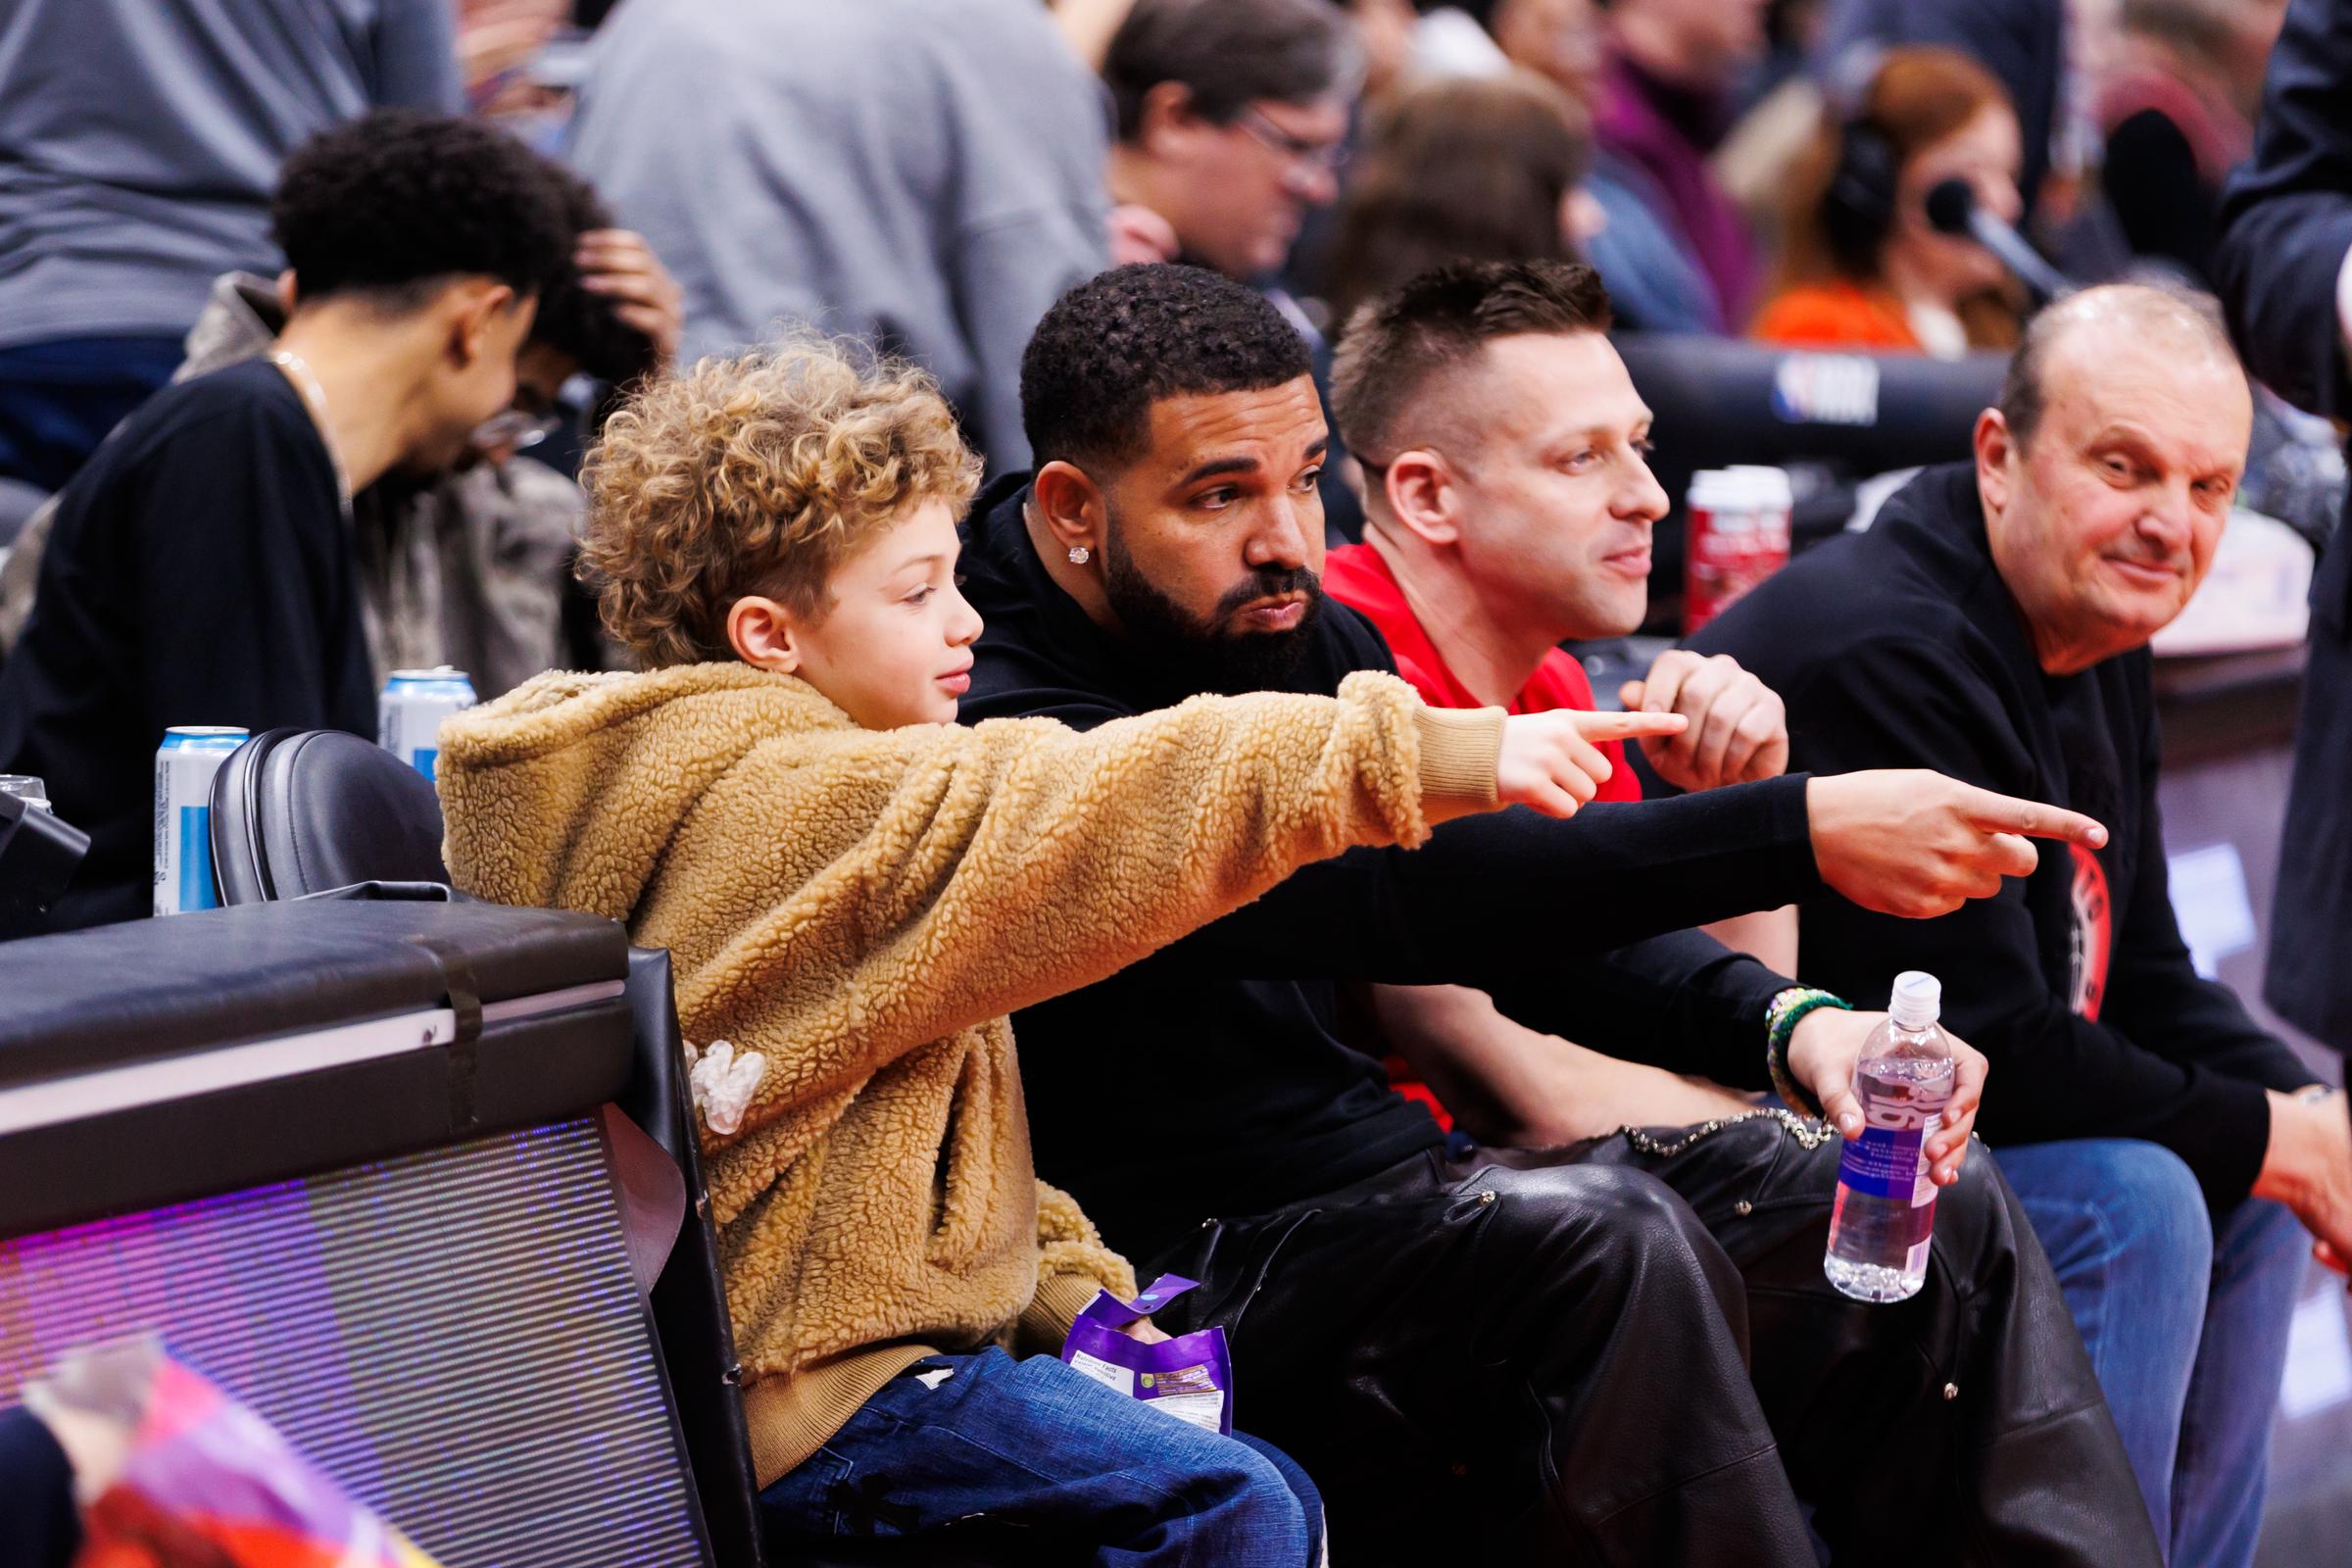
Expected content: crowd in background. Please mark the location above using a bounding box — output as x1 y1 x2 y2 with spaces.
0 0 2302 583
0 0 2325 712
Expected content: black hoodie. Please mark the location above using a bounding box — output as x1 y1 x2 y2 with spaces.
1691 463 2309 1207
957 473 1830 1254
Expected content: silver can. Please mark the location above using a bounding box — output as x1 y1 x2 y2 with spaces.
378 666 477 781
154 727 248 916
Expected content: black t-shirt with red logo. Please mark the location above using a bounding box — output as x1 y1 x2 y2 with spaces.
1692 463 2310 1209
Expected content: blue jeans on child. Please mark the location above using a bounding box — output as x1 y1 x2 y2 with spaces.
759 1348 1323 1565
1994 1139 2305 1568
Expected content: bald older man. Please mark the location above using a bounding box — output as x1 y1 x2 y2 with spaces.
1695 283 2344 1568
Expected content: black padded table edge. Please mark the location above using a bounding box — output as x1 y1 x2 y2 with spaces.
0 901 634 1235
0 901 624 1075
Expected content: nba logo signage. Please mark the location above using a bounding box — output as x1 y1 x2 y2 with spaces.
1772 353 1882 428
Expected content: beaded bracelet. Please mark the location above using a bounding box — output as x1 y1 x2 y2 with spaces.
1765 987 1851 1121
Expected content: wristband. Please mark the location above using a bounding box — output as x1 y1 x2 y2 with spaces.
1765 987 1850 1121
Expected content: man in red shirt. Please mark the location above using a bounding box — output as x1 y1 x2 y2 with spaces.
1325 256 1793 1135
1320 542 1653 799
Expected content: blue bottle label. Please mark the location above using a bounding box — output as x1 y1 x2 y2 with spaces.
1837 1125 1927 1201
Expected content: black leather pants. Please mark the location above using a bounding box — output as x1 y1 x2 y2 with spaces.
1145 1115 2160 1568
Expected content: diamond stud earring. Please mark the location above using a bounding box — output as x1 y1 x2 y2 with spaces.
1067 545 1093 565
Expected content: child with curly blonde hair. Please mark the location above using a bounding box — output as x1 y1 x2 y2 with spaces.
437 335 1671 1562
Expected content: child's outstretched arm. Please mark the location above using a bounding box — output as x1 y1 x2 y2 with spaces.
676 674 1681 1136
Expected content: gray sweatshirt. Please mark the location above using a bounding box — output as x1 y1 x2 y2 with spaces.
0 0 461 350
566 0 1110 470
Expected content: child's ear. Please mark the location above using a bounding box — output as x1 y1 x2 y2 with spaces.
726 596 802 672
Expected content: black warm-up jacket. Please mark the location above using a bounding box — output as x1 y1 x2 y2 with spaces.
1691 464 2311 1208
956 473 1827 1255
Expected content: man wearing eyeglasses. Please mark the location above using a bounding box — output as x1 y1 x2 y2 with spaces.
343 183 674 698
1 169 675 707
352 220 672 699
1101 0 1355 284
0 114 667 933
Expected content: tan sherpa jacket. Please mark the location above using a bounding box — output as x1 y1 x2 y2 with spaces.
438 661 1502 1484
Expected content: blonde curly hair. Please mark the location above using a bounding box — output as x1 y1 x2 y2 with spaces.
579 335 983 668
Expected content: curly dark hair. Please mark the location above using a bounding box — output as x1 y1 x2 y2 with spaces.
271 109 571 306
1330 259 1612 466
530 167 661 387
1019 264 1313 474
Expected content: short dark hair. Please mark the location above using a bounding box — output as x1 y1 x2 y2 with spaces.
1330 259 1613 465
1102 0 1362 141
1999 281 2238 450
1020 263 1314 473
529 167 661 386
272 109 571 308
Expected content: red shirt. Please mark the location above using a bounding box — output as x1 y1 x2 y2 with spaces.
1324 542 1643 803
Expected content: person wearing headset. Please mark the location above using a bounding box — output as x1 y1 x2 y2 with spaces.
1750 47 2026 358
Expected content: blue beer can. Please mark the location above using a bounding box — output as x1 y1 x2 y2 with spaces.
153 726 249 916
378 666 477 781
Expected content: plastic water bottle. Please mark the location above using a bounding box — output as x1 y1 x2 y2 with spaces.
1824 971 1954 1303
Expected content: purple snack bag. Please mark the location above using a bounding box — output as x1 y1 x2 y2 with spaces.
1057 1273 1236 1436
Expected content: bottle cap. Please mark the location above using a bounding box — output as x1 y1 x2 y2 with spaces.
1723 464 1794 511
1686 469 1740 513
1889 970 1941 1028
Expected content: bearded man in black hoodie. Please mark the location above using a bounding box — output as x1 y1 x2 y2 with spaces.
957 262 2153 1568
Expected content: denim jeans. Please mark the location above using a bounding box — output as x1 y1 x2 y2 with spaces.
759 1348 1323 1565
1994 1139 2305 1568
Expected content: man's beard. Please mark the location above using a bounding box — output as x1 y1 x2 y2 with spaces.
1100 505 1325 695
